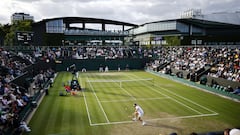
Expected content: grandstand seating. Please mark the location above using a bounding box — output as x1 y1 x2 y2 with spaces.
0 45 239 134
0 48 55 134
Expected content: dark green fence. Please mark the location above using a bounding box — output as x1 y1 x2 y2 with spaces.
55 58 150 71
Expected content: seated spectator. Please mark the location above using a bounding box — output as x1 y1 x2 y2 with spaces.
229 128 240 135
226 86 234 92
231 87 240 95
16 96 25 109
224 128 231 135
22 93 30 103
18 121 31 132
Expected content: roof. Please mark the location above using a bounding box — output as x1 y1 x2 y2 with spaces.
34 17 138 27
141 18 240 29
178 18 240 29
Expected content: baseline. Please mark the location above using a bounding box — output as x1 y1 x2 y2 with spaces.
90 113 218 126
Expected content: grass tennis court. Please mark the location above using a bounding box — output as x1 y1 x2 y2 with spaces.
25 71 240 135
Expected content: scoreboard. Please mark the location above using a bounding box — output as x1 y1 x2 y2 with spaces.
16 31 34 46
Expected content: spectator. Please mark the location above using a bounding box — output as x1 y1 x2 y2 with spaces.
226 86 234 92
18 121 31 132
105 66 109 72
224 128 231 135
229 129 240 135
231 87 240 95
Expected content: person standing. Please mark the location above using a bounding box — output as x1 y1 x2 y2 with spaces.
132 103 146 125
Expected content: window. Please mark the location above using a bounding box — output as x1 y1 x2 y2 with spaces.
46 19 65 33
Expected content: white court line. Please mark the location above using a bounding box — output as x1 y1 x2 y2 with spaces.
100 97 170 103
159 86 218 114
79 73 93 125
126 73 203 115
148 86 203 114
88 73 136 100
113 80 136 100
86 72 218 127
119 86 136 100
86 76 110 123
90 113 218 126
146 71 218 114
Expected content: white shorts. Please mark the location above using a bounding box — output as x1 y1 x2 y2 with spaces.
137 112 144 118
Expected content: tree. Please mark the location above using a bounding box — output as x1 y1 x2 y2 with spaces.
0 24 4 45
4 20 33 46
0 23 11 46
164 36 180 46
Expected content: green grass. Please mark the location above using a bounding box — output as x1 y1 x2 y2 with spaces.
25 71 240 135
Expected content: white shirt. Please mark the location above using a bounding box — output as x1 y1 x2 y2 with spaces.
135 105 144 115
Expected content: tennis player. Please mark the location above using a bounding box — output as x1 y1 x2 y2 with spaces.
132 103 146 126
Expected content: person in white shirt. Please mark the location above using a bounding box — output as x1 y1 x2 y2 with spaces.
132 103 146 125
105 66 109 72
19 121 31 132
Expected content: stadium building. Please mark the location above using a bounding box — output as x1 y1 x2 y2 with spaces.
32 10 240 46
32 17 137 46
128 9 240 46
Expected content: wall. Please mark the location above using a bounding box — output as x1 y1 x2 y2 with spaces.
206 76 240 89
55 58 150 71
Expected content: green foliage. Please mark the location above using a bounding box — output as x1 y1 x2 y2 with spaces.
4 31 15 46
0 24 4 37
3 20 33 46
164 36 180 46
0 24 11 45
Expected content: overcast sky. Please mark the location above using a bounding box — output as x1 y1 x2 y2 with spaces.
0 0 239 25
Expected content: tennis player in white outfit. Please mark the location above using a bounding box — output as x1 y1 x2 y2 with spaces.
133 103 146 125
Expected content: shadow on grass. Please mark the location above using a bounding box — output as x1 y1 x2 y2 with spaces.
144 121 183 134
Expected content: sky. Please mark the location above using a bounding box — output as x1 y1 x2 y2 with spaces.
0 0 239 25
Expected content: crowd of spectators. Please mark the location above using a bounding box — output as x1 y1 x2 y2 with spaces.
24 45 172 62
0 48 31 133
31 46 157 60
0 45 239 134
30 46 240 85
0 81 30 133
6 45 239 93
0 48 29 80
147 46 240 83
0 48 55 134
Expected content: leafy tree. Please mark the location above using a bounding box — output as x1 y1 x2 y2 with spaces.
0 24 4 45
164 36 180 46
4 20 33 46
0 23 10 46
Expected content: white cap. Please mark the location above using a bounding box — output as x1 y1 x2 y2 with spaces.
230 129 240 135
